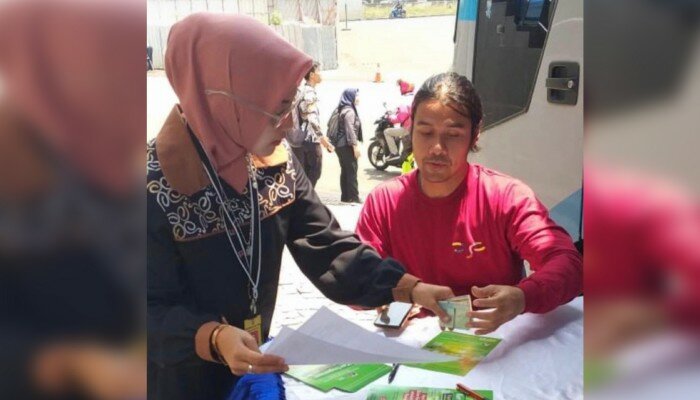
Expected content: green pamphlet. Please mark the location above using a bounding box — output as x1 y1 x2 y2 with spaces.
286 363 392 393
366 385 493 400
409 331 502 376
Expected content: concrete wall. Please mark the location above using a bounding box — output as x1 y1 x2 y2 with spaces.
147 24 169 70
148 0 269 25
147 0 338 70
272 23 338 70
338 0 363 21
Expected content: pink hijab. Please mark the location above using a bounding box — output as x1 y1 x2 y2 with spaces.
165 13 312 192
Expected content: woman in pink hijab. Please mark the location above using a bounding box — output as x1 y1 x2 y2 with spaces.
147 13 454 399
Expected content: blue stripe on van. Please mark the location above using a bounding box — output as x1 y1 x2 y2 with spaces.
458 0 478 21
550 188 582 241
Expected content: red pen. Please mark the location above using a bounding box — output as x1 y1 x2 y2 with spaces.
456 383 486 400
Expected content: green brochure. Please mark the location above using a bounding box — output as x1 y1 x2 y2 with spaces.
366 386 493 400
408 331 502 376
286 363 392 393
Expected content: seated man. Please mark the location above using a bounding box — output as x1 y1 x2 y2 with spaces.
384 104 412 158
356 72 582 334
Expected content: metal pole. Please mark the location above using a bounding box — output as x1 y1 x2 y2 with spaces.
267 0 272 25
316 0 322 24
342 2 350 31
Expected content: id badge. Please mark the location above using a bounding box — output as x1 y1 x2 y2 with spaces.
244 314 263 346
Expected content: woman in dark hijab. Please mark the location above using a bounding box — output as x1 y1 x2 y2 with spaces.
334 88 363 203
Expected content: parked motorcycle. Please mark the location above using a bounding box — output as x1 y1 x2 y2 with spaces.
389 2 407 19
368 104 412 171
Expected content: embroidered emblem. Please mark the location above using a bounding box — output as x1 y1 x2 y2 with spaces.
452 242 486 259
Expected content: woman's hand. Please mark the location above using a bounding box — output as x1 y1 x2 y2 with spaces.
411 282 455 324
33 343 146 400
353 145 361 159
216 326 288 376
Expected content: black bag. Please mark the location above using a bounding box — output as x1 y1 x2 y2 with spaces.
326 108 341 146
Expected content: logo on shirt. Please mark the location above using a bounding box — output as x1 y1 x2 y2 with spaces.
452 242 486 259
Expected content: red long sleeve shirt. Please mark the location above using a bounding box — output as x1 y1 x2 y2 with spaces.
356 164 582 313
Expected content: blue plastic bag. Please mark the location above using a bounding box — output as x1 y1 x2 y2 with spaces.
227 373 286 400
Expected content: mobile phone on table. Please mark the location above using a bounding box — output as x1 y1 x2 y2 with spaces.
374 302 413 329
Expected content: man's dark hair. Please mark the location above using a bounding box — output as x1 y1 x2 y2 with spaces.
411 72 483 152
305 62 320 81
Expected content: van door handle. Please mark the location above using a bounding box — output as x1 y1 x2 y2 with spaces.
546 77 577 91
547 62 580 105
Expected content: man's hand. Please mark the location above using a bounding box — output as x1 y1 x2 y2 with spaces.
411 282 455 324
320 136 334 153
468 285 525 335
353 145 361 159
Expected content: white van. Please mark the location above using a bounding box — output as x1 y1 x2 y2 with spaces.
452 0 583 247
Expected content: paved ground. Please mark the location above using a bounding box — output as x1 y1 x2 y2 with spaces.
146 16 456 333
334 15 455 84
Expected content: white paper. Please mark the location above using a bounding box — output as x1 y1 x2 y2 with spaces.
283 297 585 400
264 306 455 365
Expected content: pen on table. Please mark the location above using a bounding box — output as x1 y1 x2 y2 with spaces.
456 383 486 400
387 363 400 383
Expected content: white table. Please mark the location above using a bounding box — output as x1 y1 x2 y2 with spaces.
285 297 583 400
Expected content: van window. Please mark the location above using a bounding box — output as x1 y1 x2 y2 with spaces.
472 0 554 128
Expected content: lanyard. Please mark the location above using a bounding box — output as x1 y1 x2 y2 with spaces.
189 130 262 315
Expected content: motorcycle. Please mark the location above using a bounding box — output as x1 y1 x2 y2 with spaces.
389 2 407 19
368 104 413 171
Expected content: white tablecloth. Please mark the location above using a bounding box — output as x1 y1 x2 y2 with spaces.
285 297 583 400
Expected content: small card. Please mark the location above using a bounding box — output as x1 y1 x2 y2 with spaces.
439 295 472 331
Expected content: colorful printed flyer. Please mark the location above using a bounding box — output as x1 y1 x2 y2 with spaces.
286 363 392 393
366 385 493 400
409 331 502 376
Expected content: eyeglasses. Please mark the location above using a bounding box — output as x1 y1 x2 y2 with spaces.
205 89 298 129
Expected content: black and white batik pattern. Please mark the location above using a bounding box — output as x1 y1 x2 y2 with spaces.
147 140 297 242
